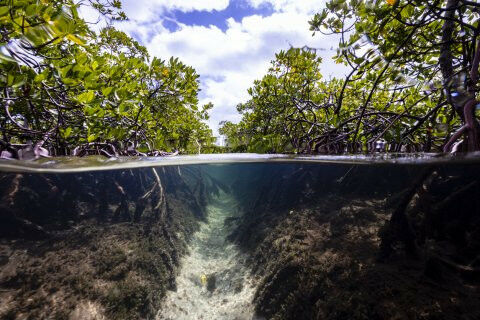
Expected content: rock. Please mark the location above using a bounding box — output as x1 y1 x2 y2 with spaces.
233 280 243 293
69 301 105 320
206 273 216 292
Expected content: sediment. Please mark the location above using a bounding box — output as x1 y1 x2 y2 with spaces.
157 192 256 320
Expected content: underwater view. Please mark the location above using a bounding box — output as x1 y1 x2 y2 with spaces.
1 155 479 319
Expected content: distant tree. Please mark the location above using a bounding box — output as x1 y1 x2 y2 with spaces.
222 45 439 154
218 120 248 152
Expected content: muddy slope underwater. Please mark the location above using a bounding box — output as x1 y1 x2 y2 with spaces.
0 165 227 320
222 163 480 320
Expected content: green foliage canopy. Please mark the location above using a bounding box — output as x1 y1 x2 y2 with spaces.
221 0 480 154
0 0 215 158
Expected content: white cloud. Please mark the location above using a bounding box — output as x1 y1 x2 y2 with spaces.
104 0 348 135
121 0 229 21
248 0 322 14
79 0 229 26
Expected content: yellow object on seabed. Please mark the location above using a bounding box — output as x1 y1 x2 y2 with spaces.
200 274 207 286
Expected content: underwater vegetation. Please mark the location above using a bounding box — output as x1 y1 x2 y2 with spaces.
227 163 480 319
0 161 480 320
1 159 478 319
0 165 226 319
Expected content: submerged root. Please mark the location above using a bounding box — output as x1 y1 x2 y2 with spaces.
433 180 477 213
0 204 49 239
426 254 480 282
379 167 436 260
2 174 23 207
113 181 129 222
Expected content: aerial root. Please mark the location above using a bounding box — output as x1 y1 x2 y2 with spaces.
444 99 480 152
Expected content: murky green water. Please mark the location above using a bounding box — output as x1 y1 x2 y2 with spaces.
1 154 479 320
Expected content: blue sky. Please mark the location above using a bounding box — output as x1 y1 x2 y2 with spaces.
82 0 347 135
165 0 274 32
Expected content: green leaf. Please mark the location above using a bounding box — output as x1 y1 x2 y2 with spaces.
84 105 95 116
60 65 72 78
12 75 25 88
77 91 95 103
87 134 97 142
91 60 99 70
102 87 114 96
25 4 37 16
62 127 72 138
0 6 9 17
7 73 14 86
34 71 48 83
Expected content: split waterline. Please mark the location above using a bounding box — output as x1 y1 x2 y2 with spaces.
1 152 480 173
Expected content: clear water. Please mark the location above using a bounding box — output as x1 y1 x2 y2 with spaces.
157 192 257 320
1 154 479 320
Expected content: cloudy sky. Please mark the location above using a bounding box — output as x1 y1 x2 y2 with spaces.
83 0 347 135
